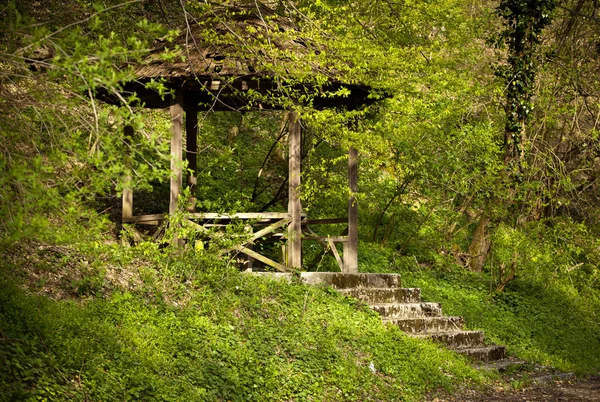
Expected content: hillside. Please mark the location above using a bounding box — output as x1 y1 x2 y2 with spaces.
2 0 600 400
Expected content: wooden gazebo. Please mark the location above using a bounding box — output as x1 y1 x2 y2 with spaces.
98 4 375 272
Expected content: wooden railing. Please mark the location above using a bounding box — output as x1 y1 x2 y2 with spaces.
122 212 348 272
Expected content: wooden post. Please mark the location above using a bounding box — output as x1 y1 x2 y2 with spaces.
170 90 184 215
344 147 358 273
287 112 302 269
122 125 134 221
244 225 253 271
186 110 198 212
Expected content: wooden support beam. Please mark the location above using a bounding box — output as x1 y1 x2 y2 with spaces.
122 125 134 221
123 213 166 223
303 236 348 243
302 218 347 225
186 110 198 212
344 147 359 273
123 212 293 224
219 218 290 255
287 112 302 269
170 90 184 215
244 225 253 270
189 212 291 220
245 218 290 245
328 238 344 271
305 226 348 271
233 246 288 272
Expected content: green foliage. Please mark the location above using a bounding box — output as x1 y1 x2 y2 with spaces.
494 0 556 160
489 219 600 296
0 248 486 401
2 0 600 399
0 3 170 249
399 222 600 374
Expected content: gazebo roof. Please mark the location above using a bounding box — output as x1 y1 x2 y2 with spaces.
97 2 374 111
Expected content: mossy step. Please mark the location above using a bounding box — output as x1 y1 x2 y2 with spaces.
414 330 486 349
246 272 402 289
456 345 506 362
370 302 442 319
478 358 528 372
300 272 402 289
385 316 464 333
337 287 421 303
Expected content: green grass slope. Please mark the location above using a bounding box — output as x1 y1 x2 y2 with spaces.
0 245 486 402
357 235 600 376
402 268 600 374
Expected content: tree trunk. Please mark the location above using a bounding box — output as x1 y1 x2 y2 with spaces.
467 213 491 272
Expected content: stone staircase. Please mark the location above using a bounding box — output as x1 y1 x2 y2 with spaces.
322 273 506 362
255 272 509 363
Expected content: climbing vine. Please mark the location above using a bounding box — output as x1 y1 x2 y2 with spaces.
495 0 556 165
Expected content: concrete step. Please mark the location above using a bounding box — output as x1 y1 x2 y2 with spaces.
300 272 402 289
371 302 443 319
456 345 506 362
478 358 528 372
338 287 421 303
530 371 575 385
246 272 402 289
385 316 464 333
414 330 486 349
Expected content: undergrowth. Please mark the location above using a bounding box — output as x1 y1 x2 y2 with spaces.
357 217 600 376
0 243 486 402
397 261 600 375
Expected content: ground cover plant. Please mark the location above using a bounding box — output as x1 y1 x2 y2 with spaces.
2 0 600 400
0 243 487 402
358 218 600 375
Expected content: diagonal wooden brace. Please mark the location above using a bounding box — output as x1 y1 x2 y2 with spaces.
219 218 290 255
233 246 288 272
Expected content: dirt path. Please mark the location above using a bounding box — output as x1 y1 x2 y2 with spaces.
428 376 600 401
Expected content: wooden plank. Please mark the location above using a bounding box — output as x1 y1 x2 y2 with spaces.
220 219 290 255
345 147 359 273
280 243 287 266
328 238 344 271
303 236 348 243
244 225 253 270
184 219 209 233
123 214 166 223
288 112 302 269
170 90 184 215
305 226 348 270
122 182 133 220
233 246 288 272
122 125 134 221
125 212 293 223
186 111 198 212
184 220 227 243
135 220 161 226
302 218 347 225
246 218 290 244
188 212 291 220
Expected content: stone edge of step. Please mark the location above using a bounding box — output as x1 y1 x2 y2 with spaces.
455 345 507 361
477 358 528 372
338 288 422 303
300 272 403 289
371 302 443 318
369 302 442 308
384 316 464 328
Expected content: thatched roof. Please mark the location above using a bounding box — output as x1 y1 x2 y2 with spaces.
98 2 374 111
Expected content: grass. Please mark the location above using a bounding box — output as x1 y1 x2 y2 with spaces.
4 220 599 401
0 243 487 402
400 265 600 374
